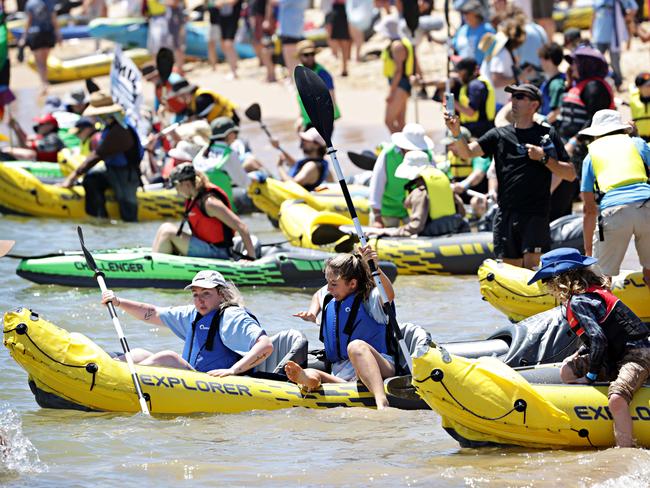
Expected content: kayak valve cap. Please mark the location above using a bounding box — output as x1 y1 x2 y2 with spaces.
85 363 98 374
431 369 444 382
16 323 27 335
513 399 527 412
578 429 589 438
486 273 495 282
30 311 39 321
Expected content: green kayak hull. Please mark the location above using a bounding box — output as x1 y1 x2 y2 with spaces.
16 246 398 289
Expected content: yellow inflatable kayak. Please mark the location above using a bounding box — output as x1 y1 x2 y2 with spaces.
412 343 650 448
479 259 650 323
248 177 371 224
553 4 592 31
278 199 493 275
3 308 417 414
28 48 151 83
0 162 183 221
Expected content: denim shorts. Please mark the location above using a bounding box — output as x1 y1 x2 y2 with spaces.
187 237 231 260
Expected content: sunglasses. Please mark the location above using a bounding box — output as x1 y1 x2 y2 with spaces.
300 52 316 58
512 93 534 101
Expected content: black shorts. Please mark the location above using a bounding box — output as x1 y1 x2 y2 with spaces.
27 30 56 50
219 2 243 40
492 208 551 259
326 4 351 40
279 35 303 45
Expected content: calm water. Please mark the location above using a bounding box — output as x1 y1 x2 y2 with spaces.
0 92 649 488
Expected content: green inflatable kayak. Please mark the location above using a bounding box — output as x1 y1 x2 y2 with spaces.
16 245 398 289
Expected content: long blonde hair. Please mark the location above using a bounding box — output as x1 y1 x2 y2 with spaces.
215 282 245 309
325 252 374 300
543 267 610 303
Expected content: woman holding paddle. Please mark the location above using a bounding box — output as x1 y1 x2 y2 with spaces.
284 244 397 409
101 270 273 377
152 163 257 260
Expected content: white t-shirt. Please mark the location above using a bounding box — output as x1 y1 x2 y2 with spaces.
480 48 514 107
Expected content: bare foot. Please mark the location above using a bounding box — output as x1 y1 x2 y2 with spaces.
376 397 390 410
284 361 321 391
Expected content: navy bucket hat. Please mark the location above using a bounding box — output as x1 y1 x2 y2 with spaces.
527 248 598 285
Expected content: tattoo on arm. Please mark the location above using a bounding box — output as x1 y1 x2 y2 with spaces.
143 308 155 321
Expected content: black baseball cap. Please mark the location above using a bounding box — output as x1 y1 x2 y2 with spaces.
169 163 196 184
505 83 542 102
635 72 650 87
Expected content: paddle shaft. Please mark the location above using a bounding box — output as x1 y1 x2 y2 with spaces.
327 147 413 372
257 121 291 158
96 271 150 415
77 227 150 415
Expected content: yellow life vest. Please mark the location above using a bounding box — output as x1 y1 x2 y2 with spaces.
145 0 166 16
79 137 91 157
191 89 236 123
459 76 496 124
381 38 414 79
588 134 648 193
446 151 473 179
419 167 457 220
629 86 650 138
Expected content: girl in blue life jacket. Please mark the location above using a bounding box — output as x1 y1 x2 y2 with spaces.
284 244 396 409
101 270 273 377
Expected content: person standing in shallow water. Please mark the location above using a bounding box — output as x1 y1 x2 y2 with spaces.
284 244 397 410
528 248 650 447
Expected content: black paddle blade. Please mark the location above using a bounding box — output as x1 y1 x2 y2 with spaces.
77 226 98 272
402 0 420 37
294 66 334 147
347 151 377 171
245 103 262 122
156 47 175 84
85 78 100 94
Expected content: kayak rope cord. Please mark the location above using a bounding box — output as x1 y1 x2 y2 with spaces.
571 427 594 447
5 323 98 391
480 273 552 299
413 368 528 423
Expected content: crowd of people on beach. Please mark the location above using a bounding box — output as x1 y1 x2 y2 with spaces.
1 0 650 448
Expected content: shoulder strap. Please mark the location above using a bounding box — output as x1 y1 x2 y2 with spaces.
176 189 205 237
342 294 364 336
205 305 235 351
187 311 204 360
319 293 335 343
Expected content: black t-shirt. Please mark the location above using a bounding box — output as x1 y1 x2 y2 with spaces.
477 123 569 214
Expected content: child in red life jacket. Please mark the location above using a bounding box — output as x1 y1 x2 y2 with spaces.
528 247 650 447
284 244 397 409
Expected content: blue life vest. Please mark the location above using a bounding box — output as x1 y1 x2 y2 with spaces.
99 121 144 169
185 307 245 372
288 158 329 191
539 72 566 116
319 293 388 364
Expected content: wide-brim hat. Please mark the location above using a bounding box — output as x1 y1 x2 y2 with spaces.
169 141 202 161
578 109 632 137
478 31 508 63
394 150 434 180
527 247 598 285
83 91 124 117
296 39 320 57
391 123 434 151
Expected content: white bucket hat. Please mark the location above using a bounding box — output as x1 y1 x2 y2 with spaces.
394 151 434 180
169 141 202 162
373 15 405 40
578 109 632 137
391 123 434 151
